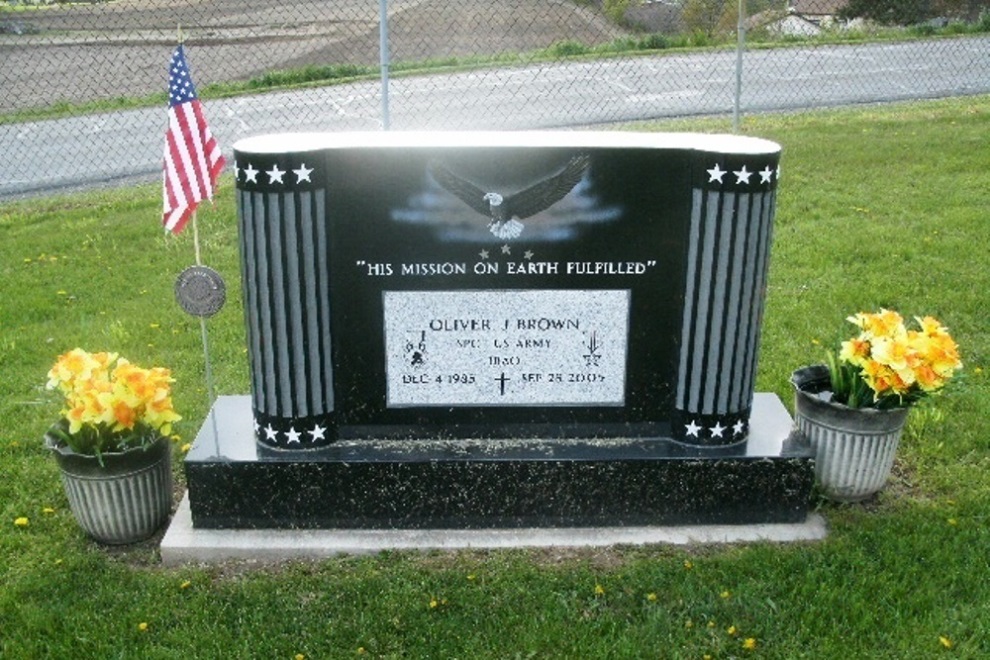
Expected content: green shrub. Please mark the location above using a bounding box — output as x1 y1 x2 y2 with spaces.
547 40 590 57
638 33 670 50
247 64 369 89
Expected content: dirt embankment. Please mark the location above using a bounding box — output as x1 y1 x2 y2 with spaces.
1 0 628 113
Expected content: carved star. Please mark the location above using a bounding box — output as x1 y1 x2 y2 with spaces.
501 244 511 255
293 163 314 183
707 164 726 183
479 249 489 260
760 166 774 184
264 423 278 441
734 166 752 185
710 421 726 438
244 163 259 183
685 420 702 437
733 420 746 436
267 165 285 184
308 424 326 442
285 427 301 444
524 250 534 260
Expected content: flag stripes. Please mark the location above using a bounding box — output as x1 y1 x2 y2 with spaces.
162 45 225 234
238 188 334 421
676 186 776 421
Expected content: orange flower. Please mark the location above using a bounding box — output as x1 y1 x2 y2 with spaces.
871 336 911 372
913 363 942 391
861 360 894 396
839 337 871 366
859 309 905 339
112 399 137 430
916 315 947 337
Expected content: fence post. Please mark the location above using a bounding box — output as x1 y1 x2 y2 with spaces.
733 0 746 132
379 0 391 130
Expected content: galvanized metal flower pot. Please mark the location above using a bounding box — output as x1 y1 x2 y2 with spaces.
46 432 173 544
791 365 909 503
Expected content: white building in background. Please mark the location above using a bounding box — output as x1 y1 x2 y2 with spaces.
752 0 861 37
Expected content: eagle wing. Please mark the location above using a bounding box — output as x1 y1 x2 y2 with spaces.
427 161 492 217
503 154 590 220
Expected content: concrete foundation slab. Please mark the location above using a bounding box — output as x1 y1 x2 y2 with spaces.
161 493 827 566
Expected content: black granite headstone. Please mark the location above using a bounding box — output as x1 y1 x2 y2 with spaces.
182 132 814 531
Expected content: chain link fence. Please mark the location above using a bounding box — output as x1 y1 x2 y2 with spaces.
2 0 989 196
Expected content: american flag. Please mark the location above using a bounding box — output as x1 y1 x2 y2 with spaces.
162 45 225 234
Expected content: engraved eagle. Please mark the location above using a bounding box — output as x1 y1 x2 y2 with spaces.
428 154 591 240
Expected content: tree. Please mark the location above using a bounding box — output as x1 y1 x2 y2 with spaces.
842 0 990 24
681 0 737 37
839 0 936 25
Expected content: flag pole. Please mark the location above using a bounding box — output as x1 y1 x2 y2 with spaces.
192 209 203 266
193 207 221 456
166 34 227 456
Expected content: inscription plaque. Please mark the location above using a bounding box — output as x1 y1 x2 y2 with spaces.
384 289 629 407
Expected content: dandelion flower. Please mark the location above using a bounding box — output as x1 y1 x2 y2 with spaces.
180 443 192 453
42 507 55 515
594 584 605 596
743 638 758 650
939 636 953 649
295 654 306 660
429 598 438 609
720 590 731 599
707 621 716 629
14 517 29 527
948 518 958 526
683 560 694 570
138 622 149 632
727 625 738 636
357 649 367 655
646 593 658 602
467 574 476 581
180 580 192 590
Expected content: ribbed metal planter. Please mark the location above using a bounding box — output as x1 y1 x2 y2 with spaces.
46 433 173 544
791 365 909 503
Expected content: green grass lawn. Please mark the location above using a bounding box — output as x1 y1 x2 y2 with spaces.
1 97 989 658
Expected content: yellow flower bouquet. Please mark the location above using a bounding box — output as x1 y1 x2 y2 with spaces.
46 348 181 459
825 309 962 409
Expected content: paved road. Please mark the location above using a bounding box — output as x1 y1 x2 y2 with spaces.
2 36 988 199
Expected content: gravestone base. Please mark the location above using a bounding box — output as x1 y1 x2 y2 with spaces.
160 497 826 565
180 394 814 531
